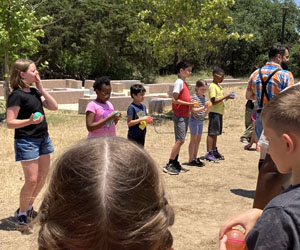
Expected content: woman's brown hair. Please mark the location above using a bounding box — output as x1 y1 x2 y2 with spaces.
10 59 34 90
37 137 174 250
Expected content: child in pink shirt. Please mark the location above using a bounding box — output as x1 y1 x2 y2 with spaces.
85 77 121 137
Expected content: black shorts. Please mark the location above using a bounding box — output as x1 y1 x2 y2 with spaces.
208 112 223 135
127 135 145 147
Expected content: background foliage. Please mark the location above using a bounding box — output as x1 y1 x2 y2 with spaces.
1 0 300 83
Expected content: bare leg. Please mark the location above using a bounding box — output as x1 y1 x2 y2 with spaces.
194 134 202 158
189 134 201 162
170 140 184 160
253 154 292 209
207 134 217 152
28 154 50 206
19 160 39 213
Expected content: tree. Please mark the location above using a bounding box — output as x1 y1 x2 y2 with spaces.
127 0 241 69
219 0 300 76
0 0 48 99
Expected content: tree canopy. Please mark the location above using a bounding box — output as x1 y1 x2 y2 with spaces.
1 0 300 84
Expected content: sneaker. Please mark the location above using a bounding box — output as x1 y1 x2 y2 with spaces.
240 137 249 144
205 151 218 162
188 159 204 167
17 215 27 226
195 158 205 167
163 163 179 175
213 148 225 160
27 207 38 219
175 161 189 172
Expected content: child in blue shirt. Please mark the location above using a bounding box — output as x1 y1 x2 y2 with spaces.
127 84 153 147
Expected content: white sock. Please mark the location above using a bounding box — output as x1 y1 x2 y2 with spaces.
27 205 33 211
19 211 27 216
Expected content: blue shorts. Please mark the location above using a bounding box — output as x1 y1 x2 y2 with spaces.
14 136 54 162
255 113 263 140
189 118 204 135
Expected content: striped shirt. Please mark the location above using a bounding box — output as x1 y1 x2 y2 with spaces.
190 94 207 121
247 62 294 110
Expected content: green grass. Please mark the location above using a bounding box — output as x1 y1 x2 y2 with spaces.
44 109 85 126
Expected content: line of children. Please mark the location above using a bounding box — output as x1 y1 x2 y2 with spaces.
188 80 209 167
6 59 58 226
85 76 121 138
205 67 234 162
220 85 300 250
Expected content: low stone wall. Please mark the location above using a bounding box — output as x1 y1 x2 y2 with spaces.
41 79 82 89
49 89 85 104
84 79 142 89
145 83 172 94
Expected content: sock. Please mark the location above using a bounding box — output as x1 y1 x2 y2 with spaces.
175 154 179 162
168 159 177 164
19 211 27 216
27 205 33 211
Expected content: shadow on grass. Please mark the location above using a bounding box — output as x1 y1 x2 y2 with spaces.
231 189 255 199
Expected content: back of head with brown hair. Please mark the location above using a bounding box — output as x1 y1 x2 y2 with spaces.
10 59 34 90
195 79 207 88
37 137 174 250
261 84 300 136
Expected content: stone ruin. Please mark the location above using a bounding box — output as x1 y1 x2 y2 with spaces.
0 78 247 114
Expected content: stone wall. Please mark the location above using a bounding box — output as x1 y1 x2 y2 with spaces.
41 79 82 89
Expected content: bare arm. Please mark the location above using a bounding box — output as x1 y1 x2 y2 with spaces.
172 92 196 106
35 75 58 110
211 92 234 105
86 111 118 132
246 88 255 100
127 116 152 127
6 106 44 129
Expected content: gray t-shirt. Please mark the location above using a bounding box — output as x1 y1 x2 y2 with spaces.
190 94 207 121
246 184 300 250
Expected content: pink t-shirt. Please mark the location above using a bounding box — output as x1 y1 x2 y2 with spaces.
85 100 116 138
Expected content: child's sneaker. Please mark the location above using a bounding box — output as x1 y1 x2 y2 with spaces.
175 161 189 172
27 207 38 220
14 209 27 226
205 151 218 162
188 158 205 167
213 148 225 160
196 158 205 167
163 163 179 175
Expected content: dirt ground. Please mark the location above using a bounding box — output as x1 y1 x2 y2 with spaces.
0 85 260 249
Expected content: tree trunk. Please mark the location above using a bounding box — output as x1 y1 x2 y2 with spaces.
4 1 11 101
4 50 10 101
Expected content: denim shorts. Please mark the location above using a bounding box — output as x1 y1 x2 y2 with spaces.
255 113 263 140
189 118 204 135
14 136 54 162
173 115 189 141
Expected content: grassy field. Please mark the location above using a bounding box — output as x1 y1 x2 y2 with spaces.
0 85 260 249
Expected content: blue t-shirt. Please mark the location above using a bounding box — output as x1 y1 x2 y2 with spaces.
127 103 147 139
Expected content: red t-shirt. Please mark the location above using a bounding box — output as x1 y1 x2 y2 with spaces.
172 80 191 117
